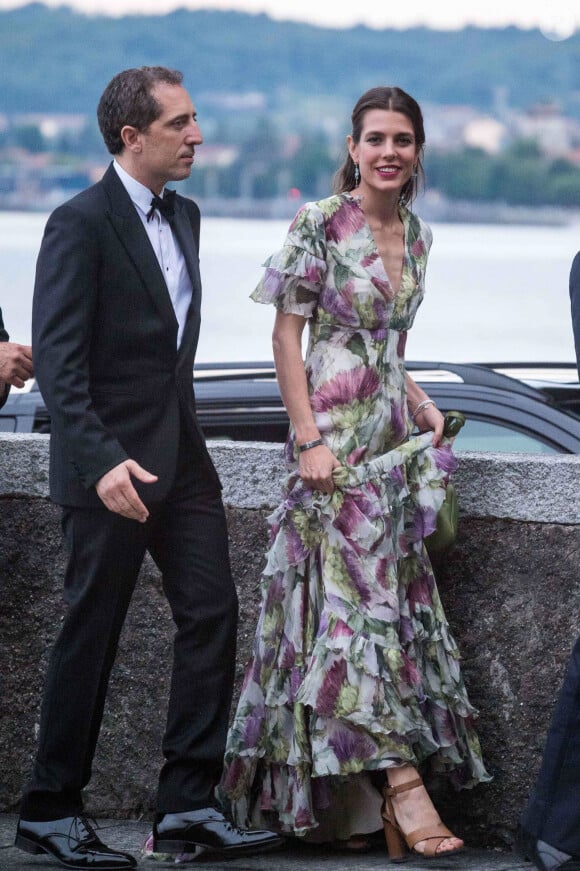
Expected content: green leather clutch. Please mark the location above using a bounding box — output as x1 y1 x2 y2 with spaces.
425 411 465 557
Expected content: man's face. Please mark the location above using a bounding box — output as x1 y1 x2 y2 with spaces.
131 82 203 192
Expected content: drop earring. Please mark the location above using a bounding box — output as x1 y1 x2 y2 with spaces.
354 163 360 185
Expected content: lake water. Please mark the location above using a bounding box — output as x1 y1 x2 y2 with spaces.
0 210 578 365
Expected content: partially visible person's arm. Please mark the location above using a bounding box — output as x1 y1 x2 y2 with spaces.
570 251 580 380
0 308 33 408
272 310 340 494
0 342 33 387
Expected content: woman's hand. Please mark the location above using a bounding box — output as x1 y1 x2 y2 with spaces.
405 373 446 447
414 403 445 447
298 443 341 493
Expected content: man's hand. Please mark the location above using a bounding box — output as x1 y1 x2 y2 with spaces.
0 342 33 388
96 460 158 523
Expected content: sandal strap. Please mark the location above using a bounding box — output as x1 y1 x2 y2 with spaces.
406 822 454 853
384 776 423 797
423 836 460 858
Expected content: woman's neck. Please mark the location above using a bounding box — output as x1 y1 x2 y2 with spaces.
352 186 401 230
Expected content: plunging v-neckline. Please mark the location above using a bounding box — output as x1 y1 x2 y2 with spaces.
346 194 408 297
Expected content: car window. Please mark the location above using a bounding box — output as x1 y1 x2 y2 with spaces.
453 419 558 454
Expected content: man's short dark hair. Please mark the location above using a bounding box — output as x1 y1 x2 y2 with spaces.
97 66 184 155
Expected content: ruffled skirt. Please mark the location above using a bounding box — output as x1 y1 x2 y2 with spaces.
219 431 490 836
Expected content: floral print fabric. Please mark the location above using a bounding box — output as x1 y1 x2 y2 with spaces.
219 194 490 836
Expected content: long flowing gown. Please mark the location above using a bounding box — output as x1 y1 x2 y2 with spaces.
219 193 490 839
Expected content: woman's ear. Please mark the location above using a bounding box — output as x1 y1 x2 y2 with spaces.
346 134 358 165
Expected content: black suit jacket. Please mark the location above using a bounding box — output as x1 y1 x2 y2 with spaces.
570 252 580 380
0 306 9 409
32 163 219 507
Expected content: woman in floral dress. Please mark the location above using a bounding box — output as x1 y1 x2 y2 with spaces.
220 87 490 861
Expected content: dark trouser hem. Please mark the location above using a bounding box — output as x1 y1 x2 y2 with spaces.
19 794 83 822
155 797 220 822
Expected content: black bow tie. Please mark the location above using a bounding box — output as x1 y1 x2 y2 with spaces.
147 189 176 222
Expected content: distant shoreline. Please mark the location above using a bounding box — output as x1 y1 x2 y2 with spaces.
0 195 576 226
181 196 580 226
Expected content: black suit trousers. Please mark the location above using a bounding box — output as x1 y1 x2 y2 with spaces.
521 636 580 854
21 440 238 820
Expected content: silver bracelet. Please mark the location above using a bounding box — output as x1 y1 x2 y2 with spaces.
410 398 435 421
298 438 323 453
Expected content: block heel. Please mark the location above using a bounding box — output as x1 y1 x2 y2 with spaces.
383 816 408 862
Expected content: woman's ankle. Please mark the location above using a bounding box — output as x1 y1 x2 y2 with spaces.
386 764 421 789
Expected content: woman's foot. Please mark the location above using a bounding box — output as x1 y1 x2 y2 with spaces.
383 765 464 858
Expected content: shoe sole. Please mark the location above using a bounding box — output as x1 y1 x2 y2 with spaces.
15 833 45 855
15 832 136 870
389 846 465 864
153 837 284 858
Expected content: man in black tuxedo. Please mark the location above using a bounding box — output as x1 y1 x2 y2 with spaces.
0 306 33 407
15 67 280 869
516 256 580 871
517 636 580 871
570 252 580 379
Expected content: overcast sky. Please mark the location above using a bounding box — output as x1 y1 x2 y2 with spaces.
0 0 579 36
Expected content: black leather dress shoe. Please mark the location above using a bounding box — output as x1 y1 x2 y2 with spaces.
153 807 283 858
517 826 580 871
15 815 137 869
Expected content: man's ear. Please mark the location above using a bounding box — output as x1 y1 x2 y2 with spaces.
120 125 142 153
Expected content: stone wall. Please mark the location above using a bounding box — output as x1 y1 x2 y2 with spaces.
1 434 579 847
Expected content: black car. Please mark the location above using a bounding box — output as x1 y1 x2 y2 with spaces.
4 361 579 454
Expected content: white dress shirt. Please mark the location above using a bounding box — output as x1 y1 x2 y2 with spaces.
113 161 192 348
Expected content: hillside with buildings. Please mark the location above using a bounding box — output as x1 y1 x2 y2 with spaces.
2 4 580 215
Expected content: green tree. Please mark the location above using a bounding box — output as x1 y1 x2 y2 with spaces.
13 124 45 153
286 132 335 198
547 173 580 206
425 142 580 207
426 148 495 201
504 138 542 160
497 157 548 205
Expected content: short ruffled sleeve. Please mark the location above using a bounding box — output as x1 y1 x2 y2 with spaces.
250 202 327 318
417 216 433 254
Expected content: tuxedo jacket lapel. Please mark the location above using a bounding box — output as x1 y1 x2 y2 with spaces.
102 166 179 346
173 198 202 299
172 197 203 358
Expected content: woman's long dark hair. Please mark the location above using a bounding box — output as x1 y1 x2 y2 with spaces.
333 86 426 206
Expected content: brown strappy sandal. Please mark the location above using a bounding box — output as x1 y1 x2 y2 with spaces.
381 776 464 862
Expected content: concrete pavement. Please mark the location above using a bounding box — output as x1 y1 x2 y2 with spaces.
0 814 533 871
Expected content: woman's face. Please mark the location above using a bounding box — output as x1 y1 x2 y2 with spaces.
348 109 419 198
